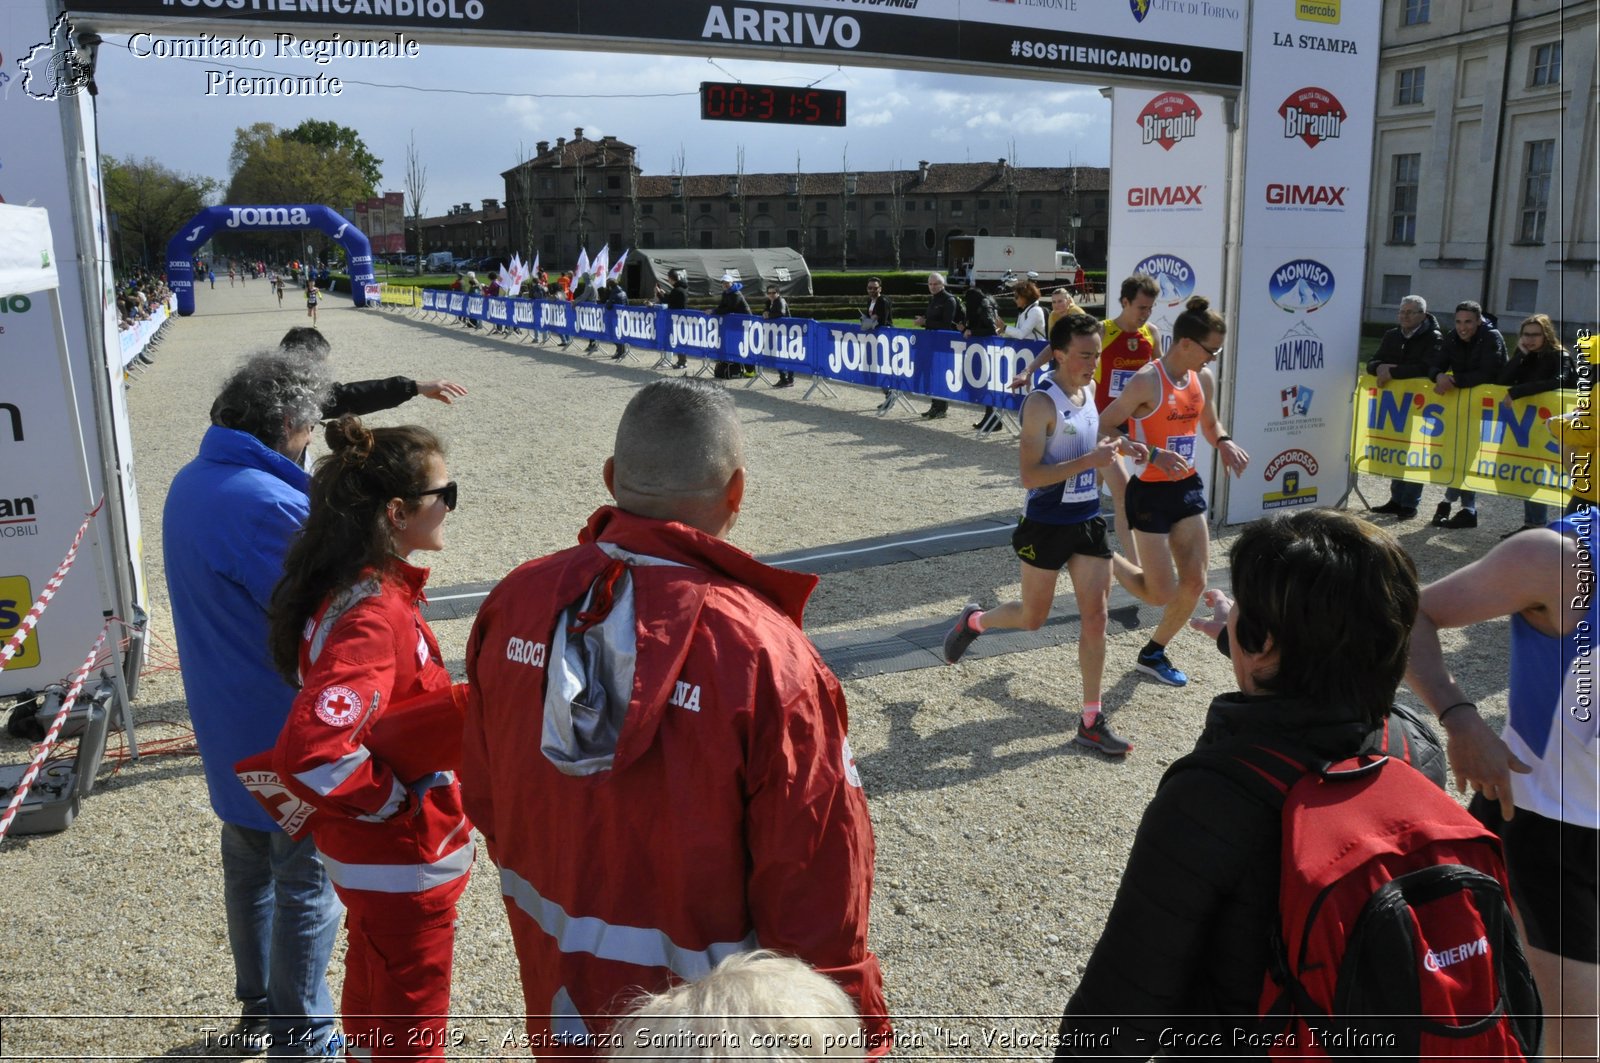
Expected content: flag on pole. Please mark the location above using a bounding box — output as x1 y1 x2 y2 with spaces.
575 247 591 281
609 249 629 281
591 246 610 285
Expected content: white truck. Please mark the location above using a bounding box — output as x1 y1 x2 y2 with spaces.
947 236 1079 290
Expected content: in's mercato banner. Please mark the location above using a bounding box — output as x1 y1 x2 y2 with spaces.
1225 3 1381 523
417 294 1047 409
1352 377 1580 506
67 0 1246 88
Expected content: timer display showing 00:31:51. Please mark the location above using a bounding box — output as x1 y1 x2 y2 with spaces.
699 82 847 127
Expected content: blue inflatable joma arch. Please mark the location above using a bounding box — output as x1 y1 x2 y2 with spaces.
166 204 376 316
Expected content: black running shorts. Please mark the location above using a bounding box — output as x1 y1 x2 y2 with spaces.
1012 516 1112 571
1471 794 1598 963
1124 473 1207 535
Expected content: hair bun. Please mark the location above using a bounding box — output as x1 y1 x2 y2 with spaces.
1185 295 1211 313
325 414 374 464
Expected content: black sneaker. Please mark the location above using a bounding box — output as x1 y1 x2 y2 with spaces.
1442 510 1478 529
1074 714 1132 756
218 1014 270 1055
1371 500 1405 515
1431 501 1452 526
942 603 983 664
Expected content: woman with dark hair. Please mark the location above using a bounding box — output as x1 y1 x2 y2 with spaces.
269 415 472 1059
1054 509 1448 1056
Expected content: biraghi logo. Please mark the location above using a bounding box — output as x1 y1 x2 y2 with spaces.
1269 259 1335 314
1279 87 1346 147
1138 92 1202 151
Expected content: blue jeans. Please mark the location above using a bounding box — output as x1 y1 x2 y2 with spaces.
1388 479 1423 508
220 822 343 1059
1444 487 1477 512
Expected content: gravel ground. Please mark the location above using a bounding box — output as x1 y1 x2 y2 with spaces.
0 283 1518 1060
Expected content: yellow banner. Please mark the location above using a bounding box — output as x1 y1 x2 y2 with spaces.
1351 374 1457 485
1351 375 1582 504
378 284 420 307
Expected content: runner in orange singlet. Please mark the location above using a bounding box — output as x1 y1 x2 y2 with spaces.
1095 295 1249 687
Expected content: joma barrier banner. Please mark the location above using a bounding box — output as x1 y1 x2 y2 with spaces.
422 296 1050 408
1350 376 1580 505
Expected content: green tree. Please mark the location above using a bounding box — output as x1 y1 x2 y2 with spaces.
102 155 218 268
282 119 383 197
224 123 373 260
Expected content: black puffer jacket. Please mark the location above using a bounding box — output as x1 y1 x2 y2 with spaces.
1365 313 1442 379
1057 694 1445 1059
1429 324 1507 388
1501 343 1578 400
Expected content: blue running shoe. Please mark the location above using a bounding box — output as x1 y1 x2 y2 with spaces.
1135 649 1188 687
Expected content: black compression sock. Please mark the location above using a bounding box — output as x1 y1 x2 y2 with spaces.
1140 639 1165 659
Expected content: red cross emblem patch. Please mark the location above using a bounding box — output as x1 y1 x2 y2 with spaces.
315 685 364 727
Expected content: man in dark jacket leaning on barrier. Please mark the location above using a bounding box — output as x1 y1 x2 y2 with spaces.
1367 295 1443 520
1054 510 1447 1056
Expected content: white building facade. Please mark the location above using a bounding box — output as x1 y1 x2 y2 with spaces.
1366 0 1597 339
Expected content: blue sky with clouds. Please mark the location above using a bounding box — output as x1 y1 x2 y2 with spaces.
90 34 1110 211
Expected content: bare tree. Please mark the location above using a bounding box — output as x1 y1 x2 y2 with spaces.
510 141 540 265
571 141 589 265
731 145 747 248
627 144 640 251
673 146 689 247
404 130 427 270
887 159 906 272
793 152 807 259
839 146 851 270
1007 138 1021 238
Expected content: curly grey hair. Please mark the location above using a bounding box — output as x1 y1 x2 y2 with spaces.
209 349 332 450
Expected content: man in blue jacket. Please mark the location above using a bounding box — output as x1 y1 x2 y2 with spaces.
164 350 341 1059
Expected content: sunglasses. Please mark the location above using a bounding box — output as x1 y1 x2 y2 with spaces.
417 481 458 511
1196 340 1224 357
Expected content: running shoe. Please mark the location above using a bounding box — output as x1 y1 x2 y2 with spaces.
942 603 983 664
1073 714 1133 756
1135 649 1188 687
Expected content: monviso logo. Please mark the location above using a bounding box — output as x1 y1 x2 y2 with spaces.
1269 259 1335 314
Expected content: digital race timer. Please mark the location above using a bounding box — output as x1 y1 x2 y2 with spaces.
699 82 847 127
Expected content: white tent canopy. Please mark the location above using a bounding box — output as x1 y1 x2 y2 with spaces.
0 205 60 296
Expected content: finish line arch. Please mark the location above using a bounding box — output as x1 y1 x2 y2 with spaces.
167 204 376 316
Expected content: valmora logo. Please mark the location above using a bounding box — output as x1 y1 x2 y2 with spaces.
1266 183 1347 208
1279 87 1346 147
1269 259 1336 314
1133 253 1195 306
1128 185 1203 208
1138 92 1202 150
224 206 311 228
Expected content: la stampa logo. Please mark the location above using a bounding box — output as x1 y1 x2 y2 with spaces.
20 13 90 101
1139 92 1202 150
1279 86 1346 147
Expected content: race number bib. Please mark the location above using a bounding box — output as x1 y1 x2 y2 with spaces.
1168 434 1197 465
1064 468 1098 503
1109 368 1139 398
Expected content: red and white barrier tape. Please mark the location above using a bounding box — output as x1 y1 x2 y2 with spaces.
0 497 104 672
0 622 110 843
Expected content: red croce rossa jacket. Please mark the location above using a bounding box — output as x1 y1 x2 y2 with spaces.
272 560 472 915
460 507 891 1055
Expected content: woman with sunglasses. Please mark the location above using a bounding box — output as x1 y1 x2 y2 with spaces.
1500 312 1579 537
268 414 472 1059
